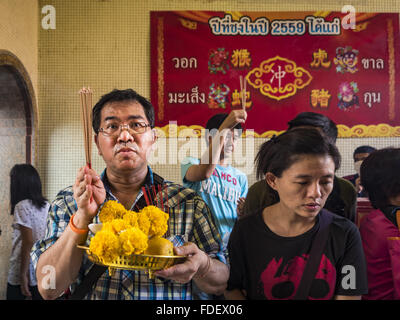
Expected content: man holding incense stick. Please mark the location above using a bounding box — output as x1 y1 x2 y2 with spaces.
181 111 248 300
31 89 228 300
181 111 248 251
182 78 249 254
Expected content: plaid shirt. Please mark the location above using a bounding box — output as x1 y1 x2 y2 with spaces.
31 167 226 300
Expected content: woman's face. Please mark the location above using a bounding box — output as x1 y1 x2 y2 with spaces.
266 154 335 219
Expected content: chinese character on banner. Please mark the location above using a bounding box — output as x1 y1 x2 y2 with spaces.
270 65 286 90
311 89 331 108
310 49 331 68
247 56 313 101
231 49 252 68
232 89 252 109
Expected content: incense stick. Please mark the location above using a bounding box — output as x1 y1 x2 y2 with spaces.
239 75 247 110
79 87 93 168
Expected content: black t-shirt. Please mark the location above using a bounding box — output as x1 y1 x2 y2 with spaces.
227 210 368 300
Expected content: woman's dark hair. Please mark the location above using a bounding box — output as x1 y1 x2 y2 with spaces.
255 128 341 180
360 148 400 211
287 112 338 144
10 164 47 215
92 89 155 134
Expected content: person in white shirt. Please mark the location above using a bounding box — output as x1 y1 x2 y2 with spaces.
7 164 49 300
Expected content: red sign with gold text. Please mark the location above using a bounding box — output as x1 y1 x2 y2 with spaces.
151 11 400 137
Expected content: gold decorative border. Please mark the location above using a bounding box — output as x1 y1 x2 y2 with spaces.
155 124 400 138
387 18 396 121
157 17 165 122
337 124 400 137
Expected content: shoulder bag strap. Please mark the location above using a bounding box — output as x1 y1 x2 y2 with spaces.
69 264 107 300
293 209 333 300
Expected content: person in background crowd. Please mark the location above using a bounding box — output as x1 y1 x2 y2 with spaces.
359 148 400 299
343 145 376 197
225 128 367 300
242 112 357 223
7 164 49 300
181 111 248 250
31 89 228 300
181 111 248 299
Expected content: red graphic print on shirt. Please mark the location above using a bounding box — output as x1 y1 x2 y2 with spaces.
260 254 336 300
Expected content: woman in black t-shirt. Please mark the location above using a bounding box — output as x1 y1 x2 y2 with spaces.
225 128 368 300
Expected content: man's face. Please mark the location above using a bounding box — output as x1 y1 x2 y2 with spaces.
221 129 241 159
94 101 156 173
207 128 241 161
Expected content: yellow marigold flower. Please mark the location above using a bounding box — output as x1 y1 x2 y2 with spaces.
110 219 130 234
99 200 126 223
90 204 170 264
89 229 120 263
119 227 148 255
101 221 113 233
142 205 169 237
123 210 139 228
137 210 151 235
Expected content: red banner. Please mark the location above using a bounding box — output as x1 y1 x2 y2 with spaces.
151 11 400 137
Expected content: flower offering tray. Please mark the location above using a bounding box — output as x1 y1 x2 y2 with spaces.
77 245 186 278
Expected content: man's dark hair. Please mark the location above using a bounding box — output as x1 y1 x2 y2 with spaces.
10 164 47 215
360 148 400 211
353 145 376 161
287 112 338 143
92 89 155 134
205 113 242 143
205 113 242 131
255 128 341 180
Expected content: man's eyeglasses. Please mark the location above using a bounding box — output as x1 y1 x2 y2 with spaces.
99 122 151 137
